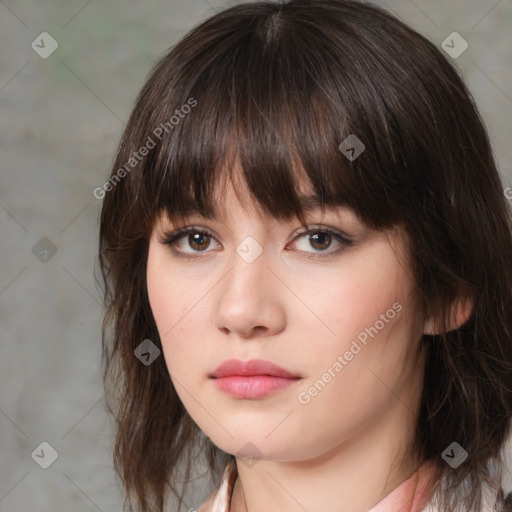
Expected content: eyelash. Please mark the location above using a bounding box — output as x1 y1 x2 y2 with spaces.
158 225 353 261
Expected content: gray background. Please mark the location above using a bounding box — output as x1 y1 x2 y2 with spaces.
1 0 512 511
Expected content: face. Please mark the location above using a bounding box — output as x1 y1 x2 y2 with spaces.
146 171 426 463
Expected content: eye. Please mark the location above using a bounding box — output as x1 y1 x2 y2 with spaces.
289 226 353 259
158 225 353 261
158 226 219 259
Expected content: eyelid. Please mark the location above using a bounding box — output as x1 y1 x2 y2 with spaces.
291 224 351 241
157 225 218 247
288 225 354 258
158 223 354 260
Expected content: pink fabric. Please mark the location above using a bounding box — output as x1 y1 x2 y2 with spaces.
367 462 436 512
198 458 237 512
198 457 436 512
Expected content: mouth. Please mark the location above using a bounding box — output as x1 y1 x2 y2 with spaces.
211 375 302 399
209 358 301 378
209 358 302 399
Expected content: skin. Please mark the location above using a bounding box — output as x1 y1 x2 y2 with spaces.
146 168 432 512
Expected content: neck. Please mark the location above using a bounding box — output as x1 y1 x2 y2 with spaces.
230 393 427 512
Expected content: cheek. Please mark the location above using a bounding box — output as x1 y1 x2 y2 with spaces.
300 250 412 355
146 250 194 368
293 244 421 414
146 256 172 333
148 291 196 361
292 307 419 457
147 243 195 334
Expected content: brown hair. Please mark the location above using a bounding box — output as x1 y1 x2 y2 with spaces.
98 1 512 510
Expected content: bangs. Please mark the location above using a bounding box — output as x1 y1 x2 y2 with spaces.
122 1 442 235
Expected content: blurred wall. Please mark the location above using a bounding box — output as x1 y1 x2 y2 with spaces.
1 1 511 511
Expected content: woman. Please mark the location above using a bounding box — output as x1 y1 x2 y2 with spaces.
98 1 512 510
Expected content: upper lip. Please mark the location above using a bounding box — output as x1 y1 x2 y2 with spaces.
209 358 301 379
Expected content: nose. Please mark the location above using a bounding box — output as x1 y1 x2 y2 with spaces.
212 246 286 339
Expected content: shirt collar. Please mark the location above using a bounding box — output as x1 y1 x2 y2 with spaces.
198 458 437 512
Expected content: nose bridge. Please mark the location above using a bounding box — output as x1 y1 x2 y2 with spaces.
213 231 285 337
223 203 275 289
224 236 271 303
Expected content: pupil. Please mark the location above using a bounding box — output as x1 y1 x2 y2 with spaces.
311 233 330 250
190 233 208 250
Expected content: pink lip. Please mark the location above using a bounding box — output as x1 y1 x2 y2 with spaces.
209 359 302 399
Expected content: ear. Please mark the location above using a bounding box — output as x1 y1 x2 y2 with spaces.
423 295 474 335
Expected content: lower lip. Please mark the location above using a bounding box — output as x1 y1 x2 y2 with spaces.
212 375 301 399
